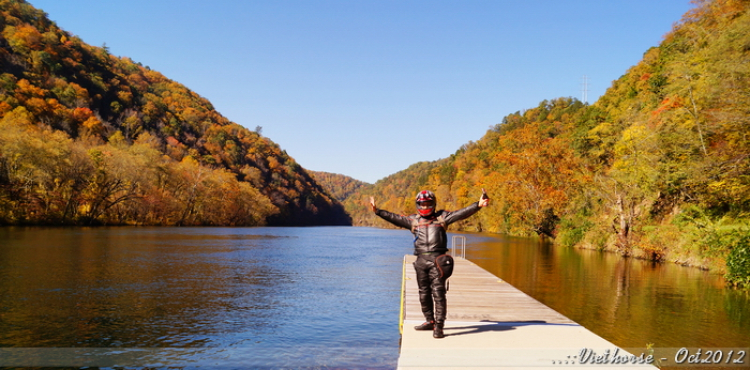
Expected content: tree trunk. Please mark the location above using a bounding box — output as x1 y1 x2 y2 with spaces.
615 193 631 256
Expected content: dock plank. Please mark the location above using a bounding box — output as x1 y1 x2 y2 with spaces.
398 255 658 369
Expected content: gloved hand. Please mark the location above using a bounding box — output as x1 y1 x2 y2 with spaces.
479 188 490 207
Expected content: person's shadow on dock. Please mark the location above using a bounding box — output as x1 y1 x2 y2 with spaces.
444 320 578 337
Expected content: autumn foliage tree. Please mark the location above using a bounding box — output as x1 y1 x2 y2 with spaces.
0 0 348 226
343 0 750 285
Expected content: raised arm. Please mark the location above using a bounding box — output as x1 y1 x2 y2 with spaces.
370 196 413 229
443 189 490 225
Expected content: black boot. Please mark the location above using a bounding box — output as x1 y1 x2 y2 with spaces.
414 321 434 331
433 322 444 338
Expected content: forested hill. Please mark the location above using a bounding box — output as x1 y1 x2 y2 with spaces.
309 171 369 203
345 0 750 285
0 0 350 226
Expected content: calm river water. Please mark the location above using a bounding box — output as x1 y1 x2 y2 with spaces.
0 227 748 369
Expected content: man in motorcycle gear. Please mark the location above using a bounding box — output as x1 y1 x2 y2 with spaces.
370 189 489 338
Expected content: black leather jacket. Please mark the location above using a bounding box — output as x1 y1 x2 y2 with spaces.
375 202 481 255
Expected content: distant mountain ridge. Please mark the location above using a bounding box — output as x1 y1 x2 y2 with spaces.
0 0 349 226
309 171 369 202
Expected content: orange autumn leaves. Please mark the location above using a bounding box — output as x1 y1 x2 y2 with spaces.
0 0 349 226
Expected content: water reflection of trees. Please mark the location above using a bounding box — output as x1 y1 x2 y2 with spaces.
0 228 292 348
467 233 750 348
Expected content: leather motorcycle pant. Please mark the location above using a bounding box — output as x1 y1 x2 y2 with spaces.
413 254 447 324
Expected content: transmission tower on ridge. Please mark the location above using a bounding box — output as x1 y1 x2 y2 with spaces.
581 75 589 104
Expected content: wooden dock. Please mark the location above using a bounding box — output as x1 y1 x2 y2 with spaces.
398 255 658 369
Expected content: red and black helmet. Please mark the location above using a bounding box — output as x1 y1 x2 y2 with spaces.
415 190 436 217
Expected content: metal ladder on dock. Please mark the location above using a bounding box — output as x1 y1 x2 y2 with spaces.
451 235 466 258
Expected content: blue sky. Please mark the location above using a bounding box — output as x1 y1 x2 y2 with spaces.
29 0 694 184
